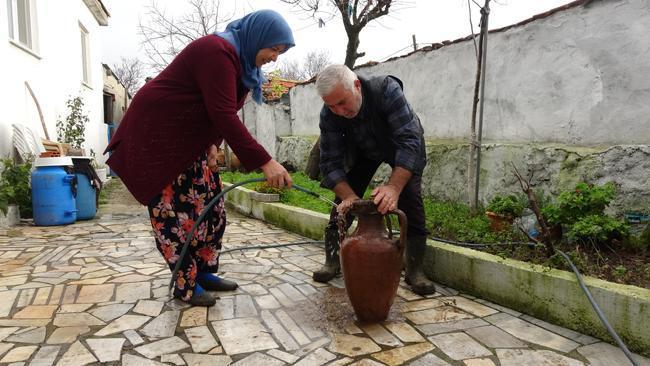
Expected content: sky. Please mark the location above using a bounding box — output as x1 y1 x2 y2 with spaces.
100 0 572 77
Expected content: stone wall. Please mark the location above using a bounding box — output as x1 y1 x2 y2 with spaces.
277 136 650 212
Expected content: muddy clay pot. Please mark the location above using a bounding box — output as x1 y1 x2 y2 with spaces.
339 200 407 322
486 211 514 232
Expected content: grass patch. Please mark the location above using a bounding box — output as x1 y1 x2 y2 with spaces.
220 171 515 242
221 171 374 214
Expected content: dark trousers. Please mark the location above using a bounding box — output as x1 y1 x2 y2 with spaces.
326 157 428 237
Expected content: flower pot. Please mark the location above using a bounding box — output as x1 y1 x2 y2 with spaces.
486 211 514 232
0 204 20 228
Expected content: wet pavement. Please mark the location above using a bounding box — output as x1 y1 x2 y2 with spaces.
0 184 647 365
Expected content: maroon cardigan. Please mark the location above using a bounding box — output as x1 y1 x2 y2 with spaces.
105 36 271 205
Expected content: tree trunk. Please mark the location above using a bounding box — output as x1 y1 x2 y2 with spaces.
344 29 361 68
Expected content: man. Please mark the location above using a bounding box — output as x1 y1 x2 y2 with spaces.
312 64 436 295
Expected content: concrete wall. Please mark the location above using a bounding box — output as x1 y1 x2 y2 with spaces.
286 0 650 145
102 64 131 129
241 99 291 160
0 0 109 163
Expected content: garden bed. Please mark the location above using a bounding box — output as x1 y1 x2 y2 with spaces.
220 171 649 288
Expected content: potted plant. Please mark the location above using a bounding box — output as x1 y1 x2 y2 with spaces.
0 158 33 227
486 195 525 231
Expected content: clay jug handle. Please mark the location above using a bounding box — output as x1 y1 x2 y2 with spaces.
388 209 408 249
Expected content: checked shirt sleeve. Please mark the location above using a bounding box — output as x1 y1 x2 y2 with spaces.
319 108 348 189
383 77 423 173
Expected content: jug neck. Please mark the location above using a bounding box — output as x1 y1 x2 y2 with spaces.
356 213 385 234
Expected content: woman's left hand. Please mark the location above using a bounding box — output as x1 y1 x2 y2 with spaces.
208 144 220 173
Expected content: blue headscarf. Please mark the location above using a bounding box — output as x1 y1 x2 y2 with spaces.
216 10 295 104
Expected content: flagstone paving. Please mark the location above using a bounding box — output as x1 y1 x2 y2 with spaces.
0 198 648 365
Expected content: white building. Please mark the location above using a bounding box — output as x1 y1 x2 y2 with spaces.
0 0 110 163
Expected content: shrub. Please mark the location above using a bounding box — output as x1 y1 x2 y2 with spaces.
0 158 32 218
486 195 525 218
543 182 616 225
567 214 629 245
56 95 89 149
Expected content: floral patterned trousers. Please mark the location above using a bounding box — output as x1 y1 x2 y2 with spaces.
147 152 226 301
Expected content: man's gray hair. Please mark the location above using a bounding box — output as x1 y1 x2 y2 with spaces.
316 64 357 97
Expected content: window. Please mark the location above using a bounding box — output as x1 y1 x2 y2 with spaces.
80 22 91 85
6 0 38 52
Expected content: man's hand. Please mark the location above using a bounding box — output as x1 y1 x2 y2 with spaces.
337 195 360 215
372 184 400 214
261 159 293 188
207 145 220 173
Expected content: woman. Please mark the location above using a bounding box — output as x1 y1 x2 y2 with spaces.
105 10 295 306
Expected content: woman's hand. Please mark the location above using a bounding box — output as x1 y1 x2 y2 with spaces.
207 145 220 173
261 159 292 188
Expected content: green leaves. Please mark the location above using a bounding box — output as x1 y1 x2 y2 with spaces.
0 158 32 217
56 95 89 149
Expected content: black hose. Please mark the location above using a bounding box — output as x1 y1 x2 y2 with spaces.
220 240 323 254
169 177 266 290
429 236 639 365
555 250 639 366
169 178 332 290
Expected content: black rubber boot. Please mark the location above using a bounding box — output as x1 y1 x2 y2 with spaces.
312 228 341 283
404 235 436 295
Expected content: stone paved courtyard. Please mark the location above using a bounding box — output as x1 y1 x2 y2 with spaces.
0 192 648 365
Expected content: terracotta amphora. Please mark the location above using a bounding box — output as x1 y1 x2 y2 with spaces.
339 200 407 322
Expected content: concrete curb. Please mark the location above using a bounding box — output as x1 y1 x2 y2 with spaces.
223 183 328 240
222 182 650 355
423 242 650 356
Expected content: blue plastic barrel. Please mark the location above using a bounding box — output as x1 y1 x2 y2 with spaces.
74 172 96 220
32 159 77 226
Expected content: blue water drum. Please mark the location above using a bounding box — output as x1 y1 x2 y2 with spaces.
72 157 96 220
32 157 77 226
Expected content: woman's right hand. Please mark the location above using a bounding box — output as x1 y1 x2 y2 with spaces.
261 159 292 188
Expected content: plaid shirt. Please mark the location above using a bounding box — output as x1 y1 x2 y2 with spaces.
319 76 426 189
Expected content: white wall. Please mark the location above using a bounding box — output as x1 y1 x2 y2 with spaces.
287 0 650 146
0 0 108 163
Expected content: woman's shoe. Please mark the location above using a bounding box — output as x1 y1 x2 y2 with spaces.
197 273 239 291
187 291 216 306
174 284 216 307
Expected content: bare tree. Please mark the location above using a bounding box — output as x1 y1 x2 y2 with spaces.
468 0 491 214
138 0 234 72
112 57 146 96
303 49 330 79
277 49 331 80
278 59 304 81
281 0 403 68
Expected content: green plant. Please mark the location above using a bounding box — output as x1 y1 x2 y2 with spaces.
543 182 616 225
486 195 525 218
0 158 33 218
567 214 629 244
612 265 628 281
56 95 89 149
